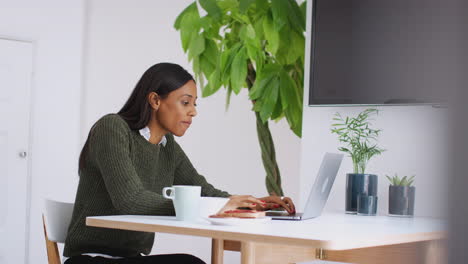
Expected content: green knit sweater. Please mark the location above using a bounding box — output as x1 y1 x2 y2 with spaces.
63 114 230 257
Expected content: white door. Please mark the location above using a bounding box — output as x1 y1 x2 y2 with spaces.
0 38 33 264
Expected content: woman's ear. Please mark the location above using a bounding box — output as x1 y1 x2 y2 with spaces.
148 92 160 110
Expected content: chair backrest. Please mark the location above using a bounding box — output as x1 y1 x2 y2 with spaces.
42 199 74 264
44 199 74 243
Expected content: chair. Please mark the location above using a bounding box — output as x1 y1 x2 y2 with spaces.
42 199 74 264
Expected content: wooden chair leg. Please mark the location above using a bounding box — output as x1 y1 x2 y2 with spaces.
42 214 61 264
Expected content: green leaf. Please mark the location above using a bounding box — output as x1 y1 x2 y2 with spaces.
253 16 265 40
181 31 195 53
286 0 306 33
240 24 256 42
271 98 283 120
386 175 393 185
249 74 272 100
199 16 215 34
188 33 205 60
218 0 238 10
280 71 302 137
221 43 242 80
408 175 416 186
239 0 255 13
263 13 279 54
285 29 305 64
174 2 198 29
246 44 257 64
199 54 215 79
395 175 401 185
225 84 233 110
246 24 256 39
270 0 288 31
259 79 280 122
284 103 302 137
407 176 415 186
253 99 263 112
199 0 222 21
249 64 280 99
255 49 265 72
203 69 222 97
299 1 307 25
230 47 248 94
255 0 269 11
279 70 297 110
340 147 350 152
176 3 201 53
192 56 201 75
400 176 408 186
201 39 219 66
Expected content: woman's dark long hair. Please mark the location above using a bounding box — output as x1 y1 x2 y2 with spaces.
78 63 194 172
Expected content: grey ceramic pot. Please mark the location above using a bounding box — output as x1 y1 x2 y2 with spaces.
345 173 378 214
388 185 415 217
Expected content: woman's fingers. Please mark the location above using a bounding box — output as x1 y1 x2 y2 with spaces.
239 202 259 209
261 195 295 213
282 197 296 213
245 197 267 208
275 199 294 213
223 195 298 213
264 202 282 210
225 195 267 210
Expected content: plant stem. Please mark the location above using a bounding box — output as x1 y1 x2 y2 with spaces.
247 63 284 196
254 111 284 196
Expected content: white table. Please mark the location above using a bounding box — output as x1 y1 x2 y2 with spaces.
86 212 446 264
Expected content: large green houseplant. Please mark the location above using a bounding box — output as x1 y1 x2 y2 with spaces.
174 0 306 196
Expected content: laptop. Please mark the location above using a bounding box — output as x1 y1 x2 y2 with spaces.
266 152 343 220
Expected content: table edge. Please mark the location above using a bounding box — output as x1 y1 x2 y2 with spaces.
86 216 446 250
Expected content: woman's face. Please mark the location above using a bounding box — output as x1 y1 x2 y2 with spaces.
155 80 198 137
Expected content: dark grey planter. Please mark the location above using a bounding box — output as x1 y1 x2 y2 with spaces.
345 173 378 214
388 185 415 217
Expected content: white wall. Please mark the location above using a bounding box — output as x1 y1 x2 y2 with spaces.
299 106 449 217
0 0 84 263
82 0 301 263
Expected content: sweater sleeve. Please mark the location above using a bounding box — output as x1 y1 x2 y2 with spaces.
89 115 175 215
172 141 230 198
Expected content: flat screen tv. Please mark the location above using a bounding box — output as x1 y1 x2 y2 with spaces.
308 0 451 106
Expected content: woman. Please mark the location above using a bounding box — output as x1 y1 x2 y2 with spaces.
63 63 295 264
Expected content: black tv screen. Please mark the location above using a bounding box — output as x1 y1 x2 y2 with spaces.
308 0 453 105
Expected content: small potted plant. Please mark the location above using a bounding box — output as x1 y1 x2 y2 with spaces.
386 174 416 217
331 108 385 214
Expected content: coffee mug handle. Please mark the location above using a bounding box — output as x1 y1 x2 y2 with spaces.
162 187 175 200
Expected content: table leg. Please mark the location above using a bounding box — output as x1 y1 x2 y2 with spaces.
241 241 256 264
211 238 224 264
423 239 447 264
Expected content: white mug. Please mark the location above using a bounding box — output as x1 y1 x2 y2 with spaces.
162 185 201 221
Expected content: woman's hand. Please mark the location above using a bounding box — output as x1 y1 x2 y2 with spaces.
259 195 296 214
216 195 266 215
